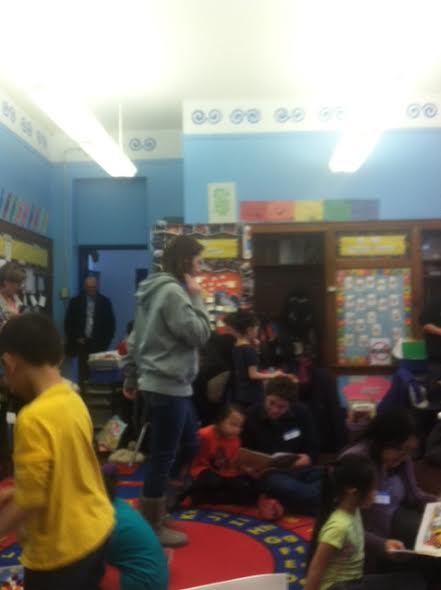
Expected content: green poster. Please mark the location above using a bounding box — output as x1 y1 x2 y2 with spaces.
208 183 237 223
324 199 352 221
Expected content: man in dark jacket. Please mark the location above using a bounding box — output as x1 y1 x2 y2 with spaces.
242 376 321 515
64 276 115 384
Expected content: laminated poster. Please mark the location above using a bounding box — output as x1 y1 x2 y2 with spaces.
336 268 412 366
208 183 237 224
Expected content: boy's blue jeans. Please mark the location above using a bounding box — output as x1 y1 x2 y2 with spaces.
259 466 322 515
142 392 199 498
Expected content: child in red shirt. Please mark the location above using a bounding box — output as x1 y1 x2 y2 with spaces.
188 405 283 519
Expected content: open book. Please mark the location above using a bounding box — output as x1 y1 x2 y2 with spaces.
238 447 298 472
392 502 441 557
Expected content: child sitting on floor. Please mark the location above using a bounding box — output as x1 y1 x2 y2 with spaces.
187 405 283 520
101 464 168 590
228 310 284 408
305 455 425 590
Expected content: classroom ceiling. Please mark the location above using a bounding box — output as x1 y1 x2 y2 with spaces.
1 0 441 134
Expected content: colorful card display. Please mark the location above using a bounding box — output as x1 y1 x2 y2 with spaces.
239 199 379 223
336 268 412 366
0 188 49 235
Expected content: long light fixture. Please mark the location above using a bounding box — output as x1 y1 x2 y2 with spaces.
329 125 383 173
28 85 137 177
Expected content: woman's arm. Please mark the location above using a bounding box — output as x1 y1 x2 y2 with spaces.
304 542 337 590
248 366 284 381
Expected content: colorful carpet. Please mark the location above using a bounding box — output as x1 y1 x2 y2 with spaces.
0 466 313 590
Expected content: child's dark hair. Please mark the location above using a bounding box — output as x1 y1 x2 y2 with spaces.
227 310 259 336
127 320 134 335
307 455 376 570
216 404 245 424
358 408 418 463
265 376 298 403
162 236 204 282
102 463 118 502
0 312 63 366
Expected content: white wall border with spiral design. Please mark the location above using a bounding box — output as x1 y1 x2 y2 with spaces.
184 98 441 135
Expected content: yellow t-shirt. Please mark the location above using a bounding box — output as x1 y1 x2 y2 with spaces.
318 508 364 590
13 381 114 570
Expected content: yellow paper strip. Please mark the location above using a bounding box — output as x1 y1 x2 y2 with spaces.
339 235 407 257
199 238 239 259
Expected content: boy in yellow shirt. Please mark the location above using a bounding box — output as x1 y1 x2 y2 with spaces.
0 313 113 589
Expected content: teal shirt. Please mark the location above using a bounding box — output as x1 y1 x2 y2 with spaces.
107 498 168 590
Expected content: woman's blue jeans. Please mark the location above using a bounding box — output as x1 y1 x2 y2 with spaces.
141 392 199 498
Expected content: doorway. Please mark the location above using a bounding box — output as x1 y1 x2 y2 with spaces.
78 245 148 348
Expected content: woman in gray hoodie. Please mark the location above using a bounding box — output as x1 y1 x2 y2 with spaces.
123 236 211 547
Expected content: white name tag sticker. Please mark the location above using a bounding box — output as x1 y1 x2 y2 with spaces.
374 492 391 505
283 428 301 441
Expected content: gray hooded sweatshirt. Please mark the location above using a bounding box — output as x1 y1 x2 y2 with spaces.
123 273 211 396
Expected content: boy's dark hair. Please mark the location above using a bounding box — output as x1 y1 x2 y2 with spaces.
216 403 245 424
307 455 376 570
102 464 118 502
127 320 134 335
359 408 418 463
226 310 258 336
162 236 204 282
265 376 298 403
0 312 64 366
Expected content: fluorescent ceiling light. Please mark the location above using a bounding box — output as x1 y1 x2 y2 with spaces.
28 86 137 177
329 127 383 173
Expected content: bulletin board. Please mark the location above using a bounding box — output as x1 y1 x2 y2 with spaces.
150 222 253 330
0 219 53 314
336 268 412 366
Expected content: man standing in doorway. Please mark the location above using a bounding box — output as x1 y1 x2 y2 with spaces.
64 276 116 385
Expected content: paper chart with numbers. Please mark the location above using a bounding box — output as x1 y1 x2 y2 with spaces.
336 268 412 366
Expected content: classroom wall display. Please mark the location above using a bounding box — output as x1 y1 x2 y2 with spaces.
239 199 379 223
208 182 237 224
336 268 412 366
0 189 49 235
338 234 407 257
338 374 392 407
151 221 253 330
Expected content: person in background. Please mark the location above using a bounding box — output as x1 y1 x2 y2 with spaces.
123 236 211 547
64 275 116 385
101 464 168 590
0 313 113 590
342 408 436 573
420 299 441 382
0 262 25 477
242 376 321 515
305 455 425 590
0 262 25 329
192 331 236 425
228 310 284 408
187 404 283 520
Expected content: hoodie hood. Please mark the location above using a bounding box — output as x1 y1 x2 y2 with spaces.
136 272 181 305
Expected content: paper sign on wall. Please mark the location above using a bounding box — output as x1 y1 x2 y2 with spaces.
199 238 239 259
208 183 237 223
295 200 324 222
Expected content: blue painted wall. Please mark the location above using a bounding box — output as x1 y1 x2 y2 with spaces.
0 124 52 231
50 159 183 329
183 129 441 222
90 249 148 348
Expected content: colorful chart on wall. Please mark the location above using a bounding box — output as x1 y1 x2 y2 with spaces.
338 375 392 407
336 268 412 366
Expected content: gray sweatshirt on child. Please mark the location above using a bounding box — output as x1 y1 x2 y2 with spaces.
123 272 211 397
